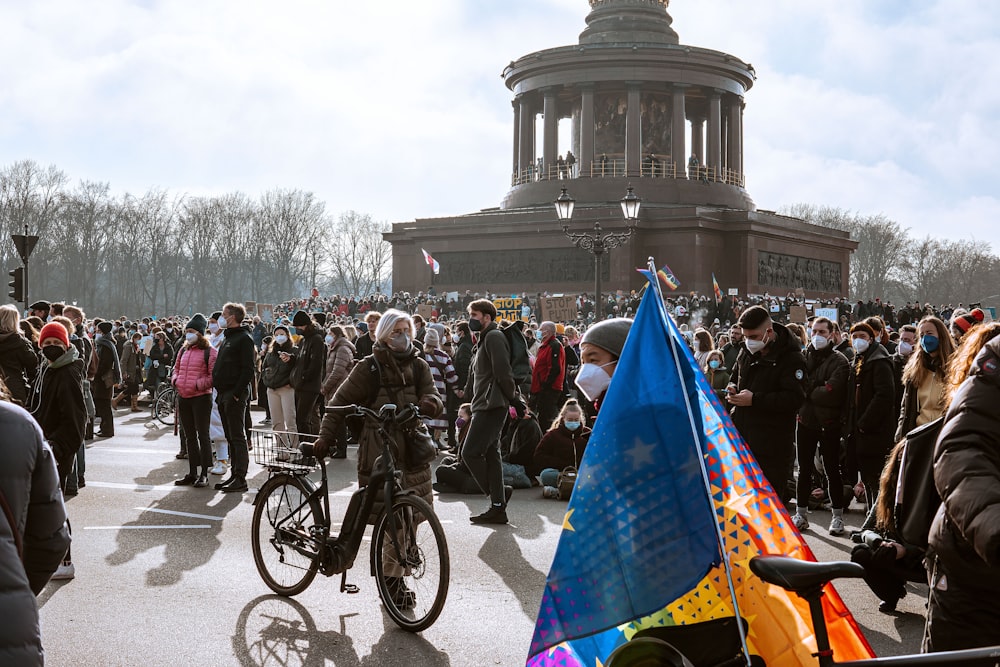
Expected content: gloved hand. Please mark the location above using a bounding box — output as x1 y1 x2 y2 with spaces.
417 396 439 418
311 437 331 459
510 396 526 419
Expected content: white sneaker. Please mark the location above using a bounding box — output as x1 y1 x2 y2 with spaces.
792 512 810 531
829 514 846 536
51 562 75 581
210 460 228 475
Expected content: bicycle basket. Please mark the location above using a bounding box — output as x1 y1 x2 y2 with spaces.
251 429 319 473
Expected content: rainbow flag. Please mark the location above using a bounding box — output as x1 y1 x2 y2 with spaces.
526 271 873 667
657 264 680 291
712 272 723 302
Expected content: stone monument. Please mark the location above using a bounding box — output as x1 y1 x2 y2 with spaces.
385 0 855 299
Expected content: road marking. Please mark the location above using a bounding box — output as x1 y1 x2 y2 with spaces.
87 481 176 491
88 448 180 455
134 508 224 521
84 525 212 530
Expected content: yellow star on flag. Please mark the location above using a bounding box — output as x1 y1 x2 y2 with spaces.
563 508 575 532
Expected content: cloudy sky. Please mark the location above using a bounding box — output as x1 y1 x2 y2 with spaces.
3 0 997 247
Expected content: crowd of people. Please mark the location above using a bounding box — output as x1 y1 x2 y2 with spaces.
1 285 997 659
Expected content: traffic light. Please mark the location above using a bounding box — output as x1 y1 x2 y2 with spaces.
8 266 23 303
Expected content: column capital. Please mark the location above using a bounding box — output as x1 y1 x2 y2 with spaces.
625 80 644 90
672 83 691 92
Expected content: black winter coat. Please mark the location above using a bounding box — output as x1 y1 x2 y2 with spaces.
0 401 71 665
31 348 87 466
730 322 807 451
0 331 38 406
849 343 896 461
261 342 296 389
798 345 849 430
530 424 591 478
290 328 325 394
212 325 255 402
92 336 122 400
929 336 1000 595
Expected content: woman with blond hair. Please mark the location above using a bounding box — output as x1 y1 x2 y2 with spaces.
895 316 955 442
0 303 37 406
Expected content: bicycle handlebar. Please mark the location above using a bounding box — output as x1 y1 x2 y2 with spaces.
299 403 421 458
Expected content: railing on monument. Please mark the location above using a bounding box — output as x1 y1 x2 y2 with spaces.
510 159 744 187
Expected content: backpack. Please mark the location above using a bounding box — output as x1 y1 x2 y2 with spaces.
500 321 531 384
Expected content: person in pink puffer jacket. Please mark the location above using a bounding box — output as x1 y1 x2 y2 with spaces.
171 313 218 488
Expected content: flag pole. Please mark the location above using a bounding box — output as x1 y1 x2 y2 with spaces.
646 256 752 665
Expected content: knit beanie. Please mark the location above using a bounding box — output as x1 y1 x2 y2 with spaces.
39 322 70 349
580 318 634 360
313 312 327 327
210 311 222 322
953 308 986 335
849 322 877 339
186 313 208 335
97 321 113 335
424 328 440 349
292 310 312 327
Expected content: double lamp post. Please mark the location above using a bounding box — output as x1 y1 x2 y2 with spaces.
554 186 640 321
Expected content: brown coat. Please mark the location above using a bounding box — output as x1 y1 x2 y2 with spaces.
321 336 356 401
319 344 442 522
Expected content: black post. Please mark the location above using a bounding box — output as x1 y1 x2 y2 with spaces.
594 251 602 321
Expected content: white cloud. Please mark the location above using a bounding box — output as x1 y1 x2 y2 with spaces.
0 0 997 249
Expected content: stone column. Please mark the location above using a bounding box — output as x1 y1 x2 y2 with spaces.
708 91 722 179
512 100 520 178
626 82 642 177
728 97 742 183
518 95 534 177
543 88 558 179
579 85 595 177
739 100 746 181
671 85 687 177
691 116 704 164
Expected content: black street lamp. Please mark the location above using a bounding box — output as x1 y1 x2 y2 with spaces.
555 186 640 321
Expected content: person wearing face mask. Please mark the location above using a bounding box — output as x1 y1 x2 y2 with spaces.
890 324 918 422
118 330 144 413
576 318 633 423
207 312 225 350
170 314 218 488
895 316 954 443
461 299 527 525
531 399 591 499
289 310 327 441
529 321 566 431
211 303 256 493
692 327 715 369
846 321 896 514
794 316 850 534
354 311 381 360
29 321 86 581
312 309 442 604
262 325 298 447
320 326 356 458
704 349 731 402
726 306 807 505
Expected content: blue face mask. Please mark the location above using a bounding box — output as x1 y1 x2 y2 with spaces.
920 334 939 353
564 420 581 431
709 359 721 370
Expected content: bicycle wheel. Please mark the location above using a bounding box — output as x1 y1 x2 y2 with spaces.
252 474 324 596
152 390 175 426
372 494 449 632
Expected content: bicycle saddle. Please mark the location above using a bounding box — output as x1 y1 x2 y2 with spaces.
750 555 864 593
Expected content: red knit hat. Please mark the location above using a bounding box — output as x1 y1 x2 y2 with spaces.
38 321 70 348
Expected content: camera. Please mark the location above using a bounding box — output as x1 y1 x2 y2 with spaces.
851 529 883 549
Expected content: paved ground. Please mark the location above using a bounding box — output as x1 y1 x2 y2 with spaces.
38 408 927 666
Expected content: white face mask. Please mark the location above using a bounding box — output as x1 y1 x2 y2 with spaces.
693 340 701 352
209 322 220 333
745 336 767 355
218 315 228 329
898 341 914 357
185 332 197 344
274 335 288 345
852 338 870 354
811 334 829 350
575 361 615 402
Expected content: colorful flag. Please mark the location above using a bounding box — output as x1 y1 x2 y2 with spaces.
658 264 679 291
421 248 440 275
712 272 723 302
526 270 874 667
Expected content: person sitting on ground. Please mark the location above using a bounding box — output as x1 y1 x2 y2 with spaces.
532 399 591 499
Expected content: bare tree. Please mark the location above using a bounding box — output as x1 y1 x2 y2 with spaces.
323 211 392 296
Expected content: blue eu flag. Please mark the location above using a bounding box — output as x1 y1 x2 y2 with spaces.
527 276 720 664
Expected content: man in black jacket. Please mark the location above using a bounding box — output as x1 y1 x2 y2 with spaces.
290 310 326 440
727 306 807 504
793 316 850 534
212 302 255 493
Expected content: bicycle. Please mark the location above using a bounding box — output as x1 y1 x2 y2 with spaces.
605 555 1000 666
249 403 450 633
150 381 177 427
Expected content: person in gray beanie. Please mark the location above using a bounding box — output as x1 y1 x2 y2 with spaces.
576 318 633 419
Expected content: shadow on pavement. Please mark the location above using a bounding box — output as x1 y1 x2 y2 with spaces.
478 529 547 622
105 490 243 586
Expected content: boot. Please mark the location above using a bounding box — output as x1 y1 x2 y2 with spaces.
85 420 94 441
112 393 125 409
130 396 141 412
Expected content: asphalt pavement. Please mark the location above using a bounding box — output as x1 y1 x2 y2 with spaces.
38 407 927 666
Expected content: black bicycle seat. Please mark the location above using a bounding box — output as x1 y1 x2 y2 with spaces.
750 555 864 593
